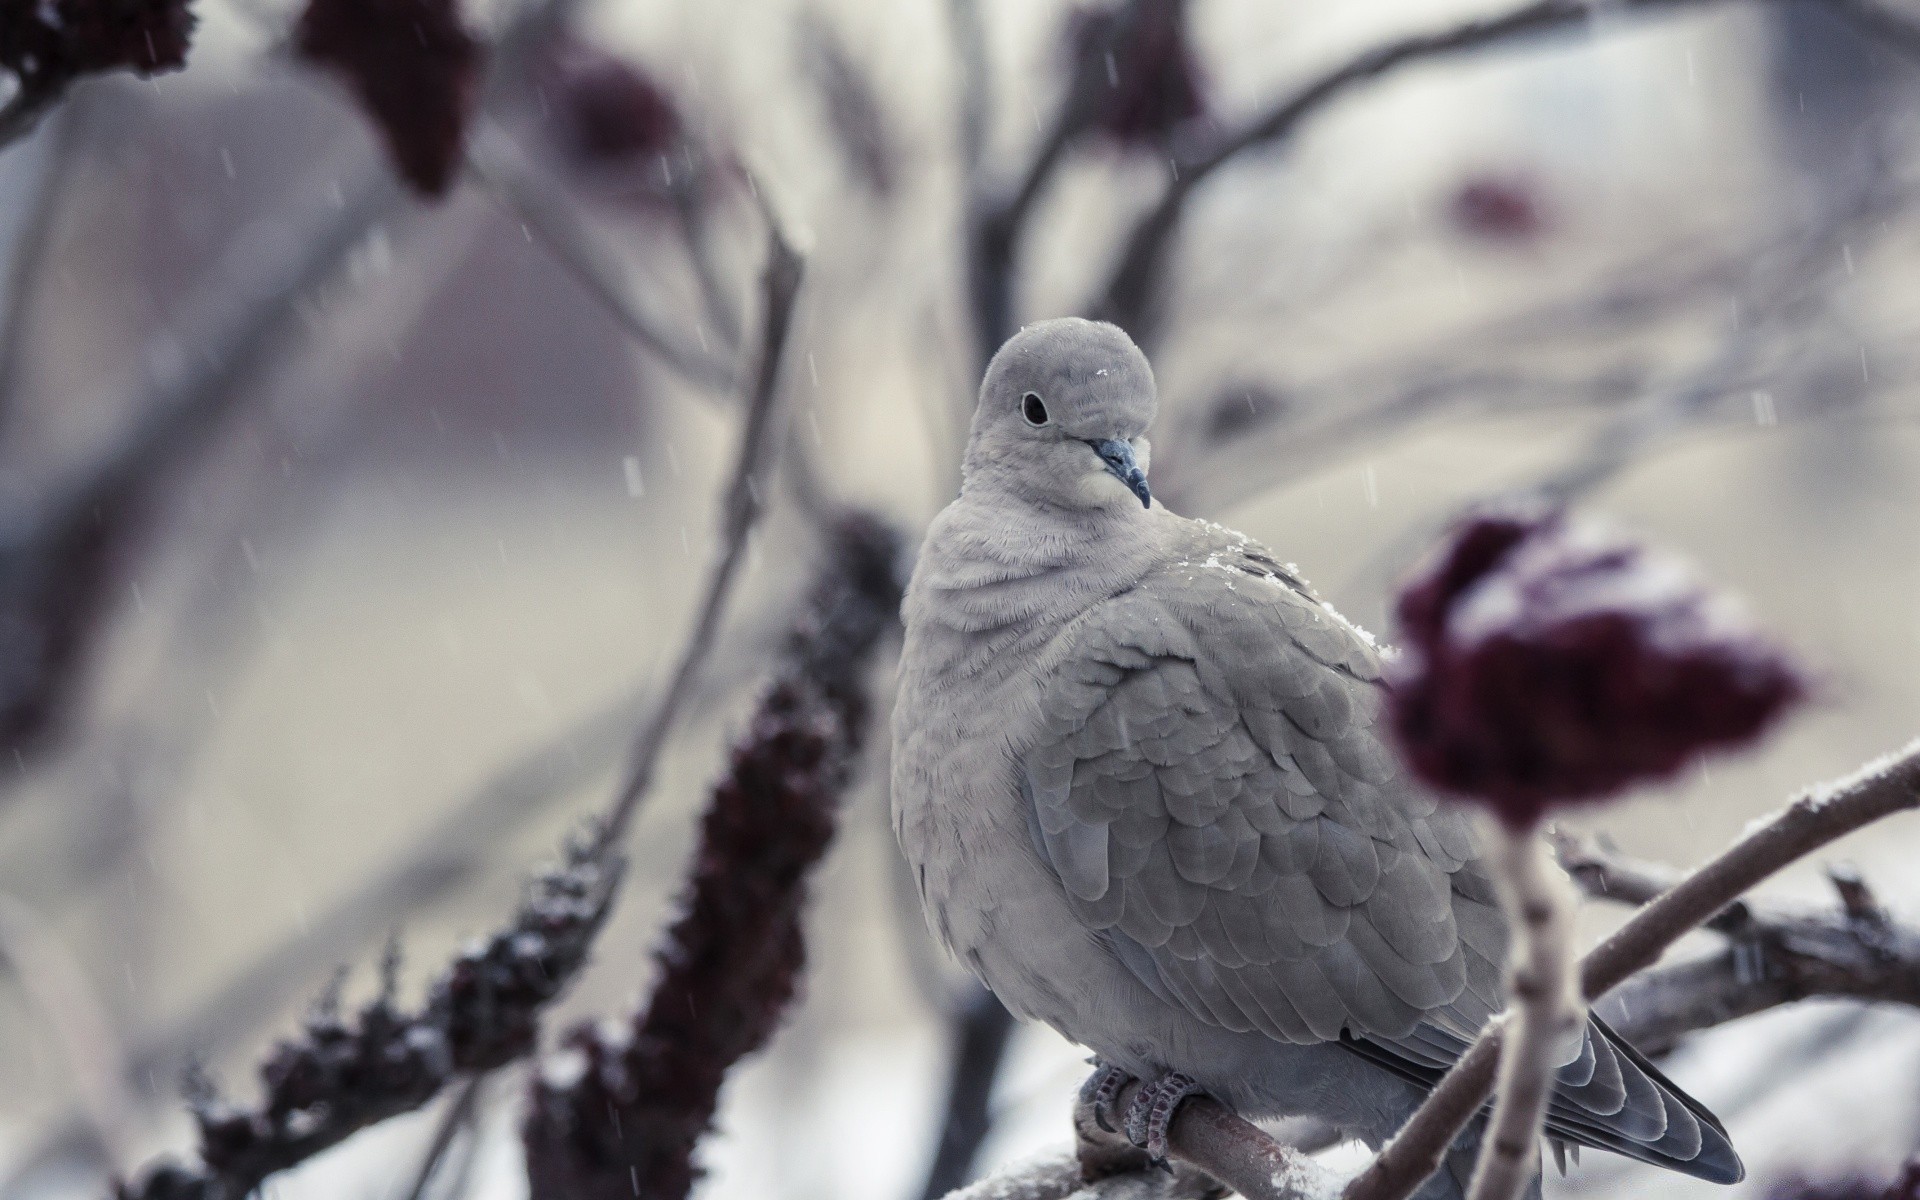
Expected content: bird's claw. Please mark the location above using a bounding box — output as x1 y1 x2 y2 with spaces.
1121 1070 1202 1165
1079 1060 1136 1134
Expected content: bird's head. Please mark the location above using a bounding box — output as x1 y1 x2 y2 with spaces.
963 317 1157 512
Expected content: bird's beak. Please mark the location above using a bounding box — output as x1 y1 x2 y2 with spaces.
1087 439 1152 508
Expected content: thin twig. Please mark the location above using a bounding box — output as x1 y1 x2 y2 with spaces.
1087 0 1920 344
591 168 805 856
0 893 136 1175
917 986 1018 1200
400 1076 484 1200
1557 815 1920 1054
1465 828 1579 1200
1344 737 1920 1200
465 123 738 391
1604 896 1920 1056
967 0 1151 366
0 88 93 426
946 0 990 180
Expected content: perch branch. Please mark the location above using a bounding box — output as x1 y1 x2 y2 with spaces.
944 1151 1221 1200
1344 736 1920 1200
1071 1076 1340 1200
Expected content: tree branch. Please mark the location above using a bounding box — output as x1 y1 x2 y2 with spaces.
1071 1076 1340 1200
1087 0 1920 345
110 164 812 1200
1343 737 1920 1200
465 123 740 392
942 1151 1222 1200
1554 828 1920 1056
967 0 1151 367
1466 829 1579 1200
590 168 804 856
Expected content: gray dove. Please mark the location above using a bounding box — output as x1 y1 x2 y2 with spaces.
891 318 1742 1198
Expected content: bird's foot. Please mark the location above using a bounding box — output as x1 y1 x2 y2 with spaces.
1120 1070 1203 1166
1078 1060 1136 1135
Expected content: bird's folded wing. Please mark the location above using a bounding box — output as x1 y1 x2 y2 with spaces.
1017 550 1747 1183
1019 548 1504 1048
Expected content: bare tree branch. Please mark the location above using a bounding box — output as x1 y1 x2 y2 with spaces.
400 1075 484 1200
1344 736 1920 1200
917 986 1019 1200
0 892 136 1176
966 0 1152 367
0 153 404 763
1554 828 1920 1056
1087 0 1920 346
591 168 805 856
0 88 93 426
465 123 740 391
1466 829 1579 1200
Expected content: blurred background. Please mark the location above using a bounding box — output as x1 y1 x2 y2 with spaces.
2 0 1919 1197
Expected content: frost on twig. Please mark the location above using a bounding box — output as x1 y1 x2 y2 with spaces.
522 514 905 1200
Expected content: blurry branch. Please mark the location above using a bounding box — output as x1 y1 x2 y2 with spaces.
0 90 93 426
1527 144 1899 507
1466 830 1579 1200
946 0 990 179
1553 828 1920 1056
465 123 740 390
1343 736 1920 1200
1088 0 1920 346
524 512 904 1200
111 170 811 1200
917 986 1019 1200
798 10 897 198
0 0 605 770
399 1075 484 1200
1156 213 1788 513
592 168 804 855
0 893 136 1175
967 0 1152 366
0 156 405 763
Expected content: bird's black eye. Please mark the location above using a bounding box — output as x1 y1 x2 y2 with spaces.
1022 392 1049 426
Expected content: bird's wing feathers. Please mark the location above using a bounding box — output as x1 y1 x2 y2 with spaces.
1023 544 1497 1046
1019 541 1743 1183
